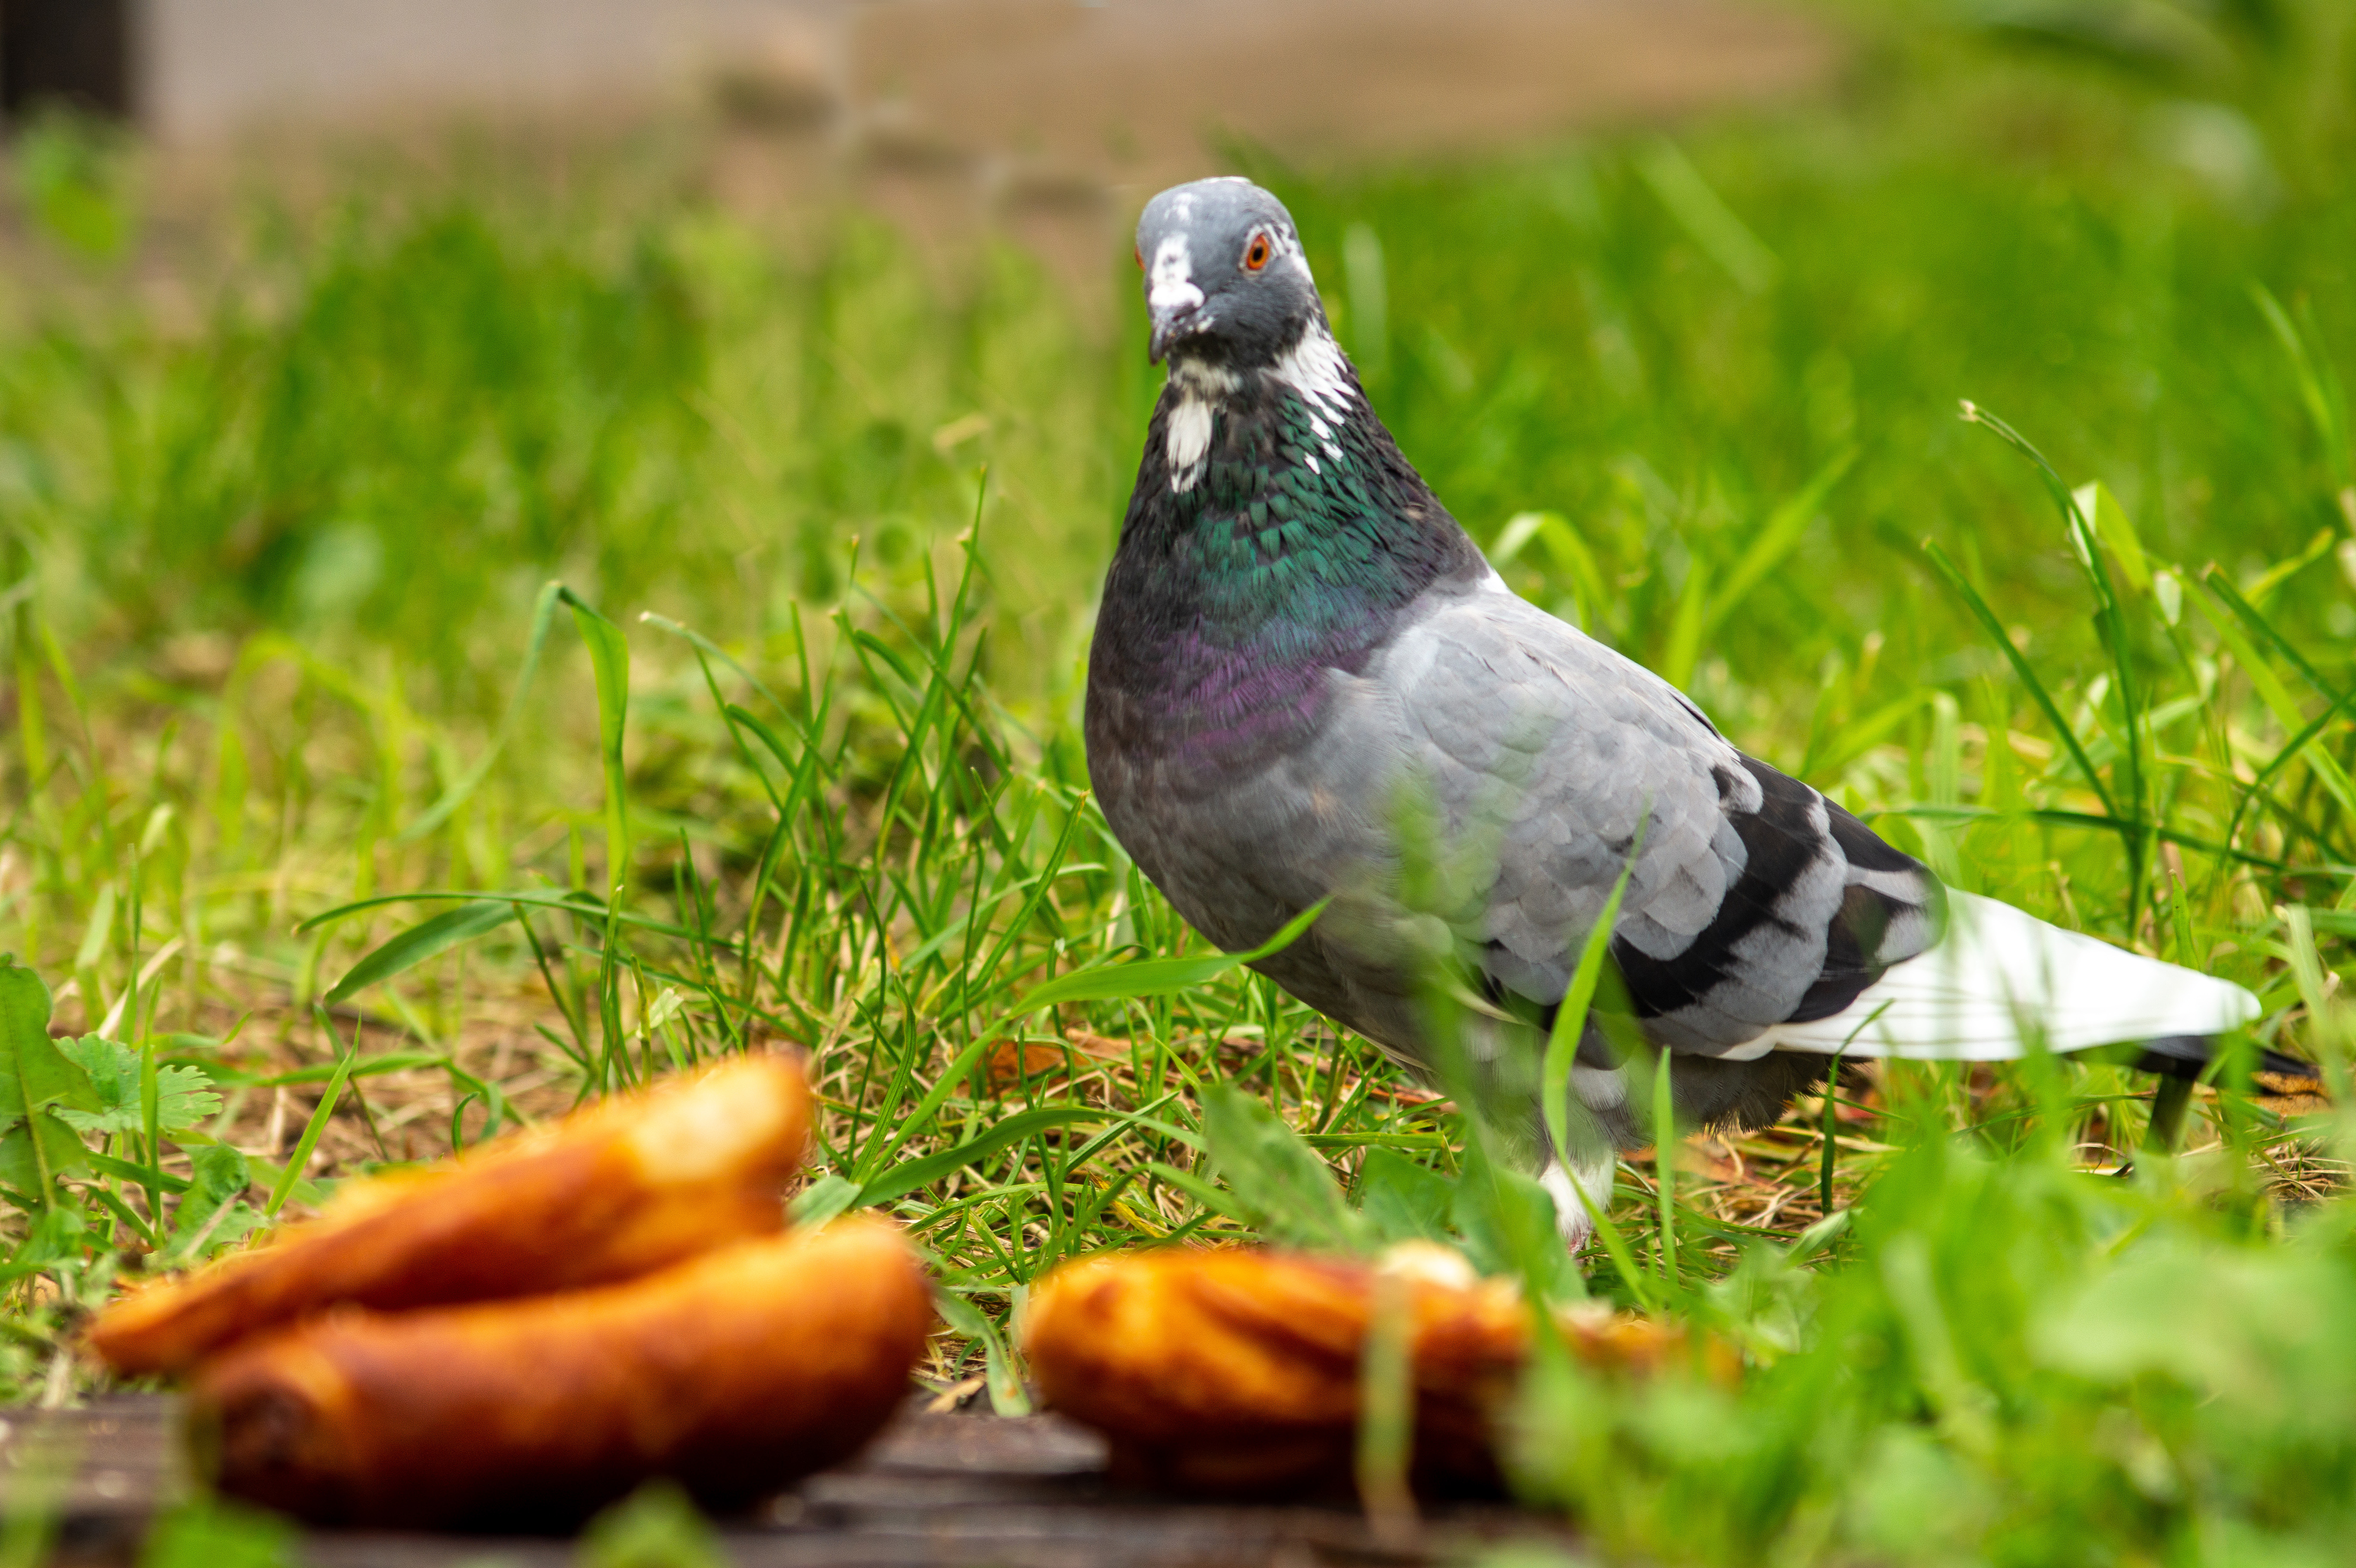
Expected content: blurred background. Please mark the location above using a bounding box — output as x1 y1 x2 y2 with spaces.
2 0 1834 316
2 0 2342 683
0 0 2350 1017
13 0 1824 158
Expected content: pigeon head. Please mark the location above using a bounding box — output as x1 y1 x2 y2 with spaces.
1135 178 1325 370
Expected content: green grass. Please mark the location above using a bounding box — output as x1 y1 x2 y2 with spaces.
1 3 2354 1560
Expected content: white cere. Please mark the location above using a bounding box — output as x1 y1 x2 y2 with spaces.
1147 235 1202 317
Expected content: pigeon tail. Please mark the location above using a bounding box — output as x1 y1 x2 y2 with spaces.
1739 891 2267 1063
2132 1033 2322 1086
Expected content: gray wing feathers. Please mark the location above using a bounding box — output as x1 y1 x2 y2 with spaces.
1322 579 1936 1056
1343 584 1734 970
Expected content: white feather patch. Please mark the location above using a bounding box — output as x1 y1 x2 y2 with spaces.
1270 319 1354 416
1751 890 2262 1060
1166 397 1213 491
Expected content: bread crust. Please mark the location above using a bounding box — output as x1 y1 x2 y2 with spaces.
88 1055 813 1377
1024 1246 1525 1495
191 1217 931 1529
1025 1245 1699 1498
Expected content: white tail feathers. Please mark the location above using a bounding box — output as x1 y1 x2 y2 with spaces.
1742 891 2261 1062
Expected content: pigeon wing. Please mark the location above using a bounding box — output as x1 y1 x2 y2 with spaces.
1359 580 1943 1056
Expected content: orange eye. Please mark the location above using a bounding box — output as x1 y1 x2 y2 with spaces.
1242 233 1272 272
1134 245 1144 270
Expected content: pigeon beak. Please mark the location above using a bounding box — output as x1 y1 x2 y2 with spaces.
1146 266 1209 364
1148 302 1205 364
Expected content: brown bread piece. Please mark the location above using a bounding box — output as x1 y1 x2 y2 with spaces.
191 1217 933 1529
89 1055 812 1376
1024 1243 1696 1497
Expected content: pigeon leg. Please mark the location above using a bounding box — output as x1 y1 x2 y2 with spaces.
1539 1151 1619 1250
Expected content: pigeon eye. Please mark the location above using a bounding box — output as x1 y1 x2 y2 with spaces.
1242 233 1272 272
1134 245 1144 270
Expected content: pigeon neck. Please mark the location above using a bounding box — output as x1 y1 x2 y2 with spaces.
1125 321 1477 629
1091 326 1483 767
1157 321 1355 494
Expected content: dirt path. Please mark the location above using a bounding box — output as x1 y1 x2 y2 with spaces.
754 0 1827 299
155 0 1827 180
841 0 1826 195
121 0 1830 323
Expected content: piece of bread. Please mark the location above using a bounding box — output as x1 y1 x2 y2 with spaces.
190 1217 932 1529
1023 1242 1692 1497
89 1055 812 1376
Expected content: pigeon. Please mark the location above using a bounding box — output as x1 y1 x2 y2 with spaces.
1084 177 2289 1239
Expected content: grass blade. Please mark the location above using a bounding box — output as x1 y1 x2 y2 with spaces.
2190 579 2356 823
2252 282 2353 491
1636 138 1777 294
295 890 735 955
398 582 564 841
1922 540 2116 818
1652 1046 1678 1291
1355 1269 1417 1543
1705 445 1857 641
855 1104 1112 1208
323 901 514 1005
2201 564 2348 703
268 1014 355 1218
1540 837 1643 1179
934 1288 1034 1418
1960 403 2148 909
1022 898 1328 1008
558 587 633 895
1201 1082 1366 1253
